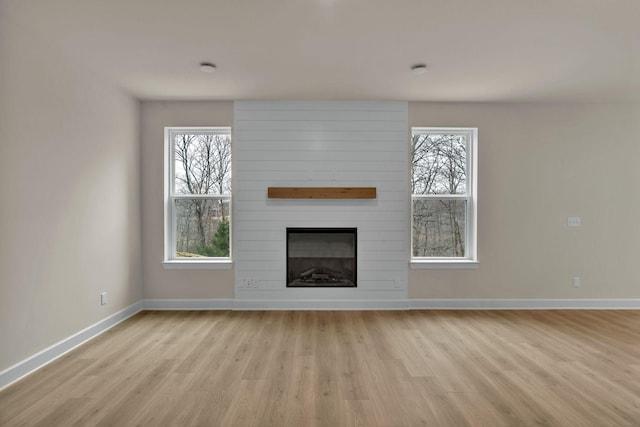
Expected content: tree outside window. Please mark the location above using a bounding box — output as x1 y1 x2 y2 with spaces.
166 128 231 259
411 128 477 260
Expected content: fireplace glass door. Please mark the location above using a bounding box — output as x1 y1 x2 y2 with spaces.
287 228 356 287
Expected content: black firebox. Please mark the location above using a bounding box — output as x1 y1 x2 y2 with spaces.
286 228 357 287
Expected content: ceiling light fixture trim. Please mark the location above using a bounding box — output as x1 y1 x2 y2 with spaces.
199 62 217 73
411 64 427 75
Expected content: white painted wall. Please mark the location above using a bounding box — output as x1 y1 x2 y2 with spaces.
0 13 141 371
233 101 409 302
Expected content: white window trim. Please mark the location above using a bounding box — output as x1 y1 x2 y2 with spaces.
410 127 478 269
163 127 233 269
409 259 479 269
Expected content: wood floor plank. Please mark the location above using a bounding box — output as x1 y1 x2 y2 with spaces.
2 310 640 426
283 355 317 427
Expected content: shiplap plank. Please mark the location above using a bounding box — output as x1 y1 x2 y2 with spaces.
237 141 406 152
235 230 283 241
234 120 407 132
236 250 285 262
235 261 283 271
236 170 407 182
235 100 407 112
358 261 408 271
234 209 405 223
234 200 401 211
235 160 405 172
239 150 407 162
235 130 404 143
237 221 407 233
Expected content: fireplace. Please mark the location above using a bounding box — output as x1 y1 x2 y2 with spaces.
287 228 357 287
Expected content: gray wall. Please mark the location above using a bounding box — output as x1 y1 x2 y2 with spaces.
0 12 142 371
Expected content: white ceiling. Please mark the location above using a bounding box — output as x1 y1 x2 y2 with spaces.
4 0 639 102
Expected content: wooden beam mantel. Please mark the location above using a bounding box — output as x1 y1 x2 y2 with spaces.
267 187 377 199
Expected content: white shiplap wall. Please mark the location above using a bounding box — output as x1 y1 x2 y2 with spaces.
234 101 408 303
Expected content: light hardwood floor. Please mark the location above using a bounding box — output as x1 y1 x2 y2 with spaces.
2 310 640 426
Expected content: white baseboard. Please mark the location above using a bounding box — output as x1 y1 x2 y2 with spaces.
0 301 142 391
143 298 640 311
143 299 234 310
409 299 640 310
143 298 640 310
233 299 410 310
143 299 408 310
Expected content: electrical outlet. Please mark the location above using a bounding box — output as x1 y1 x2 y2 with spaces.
567 217 581 227
100 292 107 305
243 278 259 288
572 277 581 288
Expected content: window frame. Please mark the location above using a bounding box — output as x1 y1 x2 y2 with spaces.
410 127 478 269
163 126 233 269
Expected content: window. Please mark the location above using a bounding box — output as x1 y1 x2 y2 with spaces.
164 127 232 268
411 128 477 267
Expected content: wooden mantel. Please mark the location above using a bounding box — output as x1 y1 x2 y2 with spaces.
267 187 377 199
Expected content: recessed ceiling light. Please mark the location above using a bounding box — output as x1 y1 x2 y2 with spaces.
199 62 217 73
410 64 427 75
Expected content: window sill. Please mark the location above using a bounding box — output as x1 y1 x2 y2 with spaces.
162 259 233 270
410 259 479 270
